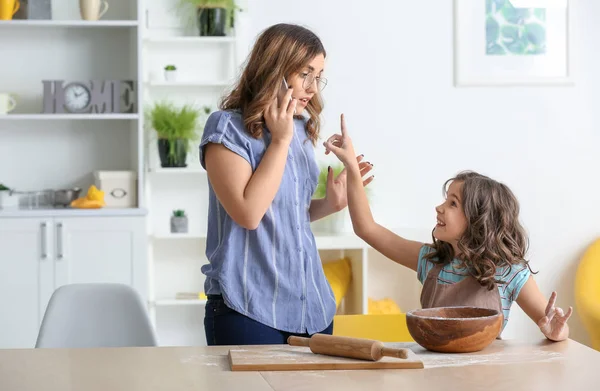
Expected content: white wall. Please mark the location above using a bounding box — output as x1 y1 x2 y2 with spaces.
242 0 599 345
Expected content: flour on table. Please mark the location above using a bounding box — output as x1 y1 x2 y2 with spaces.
421 350 563 368
381 341 565 369
180 354 224 366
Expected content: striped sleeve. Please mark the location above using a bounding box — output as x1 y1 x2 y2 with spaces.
199 111 252 168
417 245 435 283
502 265 531 302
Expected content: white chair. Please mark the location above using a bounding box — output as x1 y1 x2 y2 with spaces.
35 283 157 348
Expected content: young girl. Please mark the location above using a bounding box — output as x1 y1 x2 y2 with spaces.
198 24 372 345
323 114 572 341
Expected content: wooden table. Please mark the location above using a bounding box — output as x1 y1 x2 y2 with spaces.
1 339 598 391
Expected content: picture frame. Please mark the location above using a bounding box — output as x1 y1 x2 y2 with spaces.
453 0 572 87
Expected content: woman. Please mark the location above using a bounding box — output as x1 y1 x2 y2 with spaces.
198 23 373 345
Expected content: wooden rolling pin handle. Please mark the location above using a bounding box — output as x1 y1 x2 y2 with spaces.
380 347 409 359
287 336 310 347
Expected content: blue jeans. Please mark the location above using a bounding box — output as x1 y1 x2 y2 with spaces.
204 295 334 345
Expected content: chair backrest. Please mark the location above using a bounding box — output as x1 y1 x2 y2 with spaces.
333 314 414 342
35 283 157 348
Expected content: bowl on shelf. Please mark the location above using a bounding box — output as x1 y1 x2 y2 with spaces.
406 306 503 353
53 188 82 208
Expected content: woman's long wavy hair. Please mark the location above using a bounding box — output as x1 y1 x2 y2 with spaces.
424 171 535 290
219 23 326 145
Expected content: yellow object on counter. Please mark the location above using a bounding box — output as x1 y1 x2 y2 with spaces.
70 185 106 209
368 297 403 315
333 314 413 342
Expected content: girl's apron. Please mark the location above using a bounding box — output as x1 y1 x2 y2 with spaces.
420 263 504 338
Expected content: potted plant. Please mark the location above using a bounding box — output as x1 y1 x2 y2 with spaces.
148 101 203 168
164 65 177 82
0 183 19 209
175 0 242 37
171 209 188 233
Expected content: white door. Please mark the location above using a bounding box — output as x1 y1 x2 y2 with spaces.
53 216 147 300
0 218 54 348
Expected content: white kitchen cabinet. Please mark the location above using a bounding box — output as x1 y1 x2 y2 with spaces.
0 218 53 349
54 217 147 291
0 216 147 349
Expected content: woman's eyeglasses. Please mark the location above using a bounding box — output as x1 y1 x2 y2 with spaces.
302 73 328 92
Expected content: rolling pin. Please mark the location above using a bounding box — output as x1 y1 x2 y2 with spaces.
288 333 409 361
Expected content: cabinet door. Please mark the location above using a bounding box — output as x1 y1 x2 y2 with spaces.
53 216 147 300
0 218 54 349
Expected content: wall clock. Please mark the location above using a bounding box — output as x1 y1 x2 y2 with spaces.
63 82 92 113
42 80 136 114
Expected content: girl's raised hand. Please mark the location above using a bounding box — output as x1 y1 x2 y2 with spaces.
323 114 358 169
538 291 573 342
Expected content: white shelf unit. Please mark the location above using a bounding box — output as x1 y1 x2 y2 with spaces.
310 232 370 317
147 167 207 174
0 208 147 218
145 80 232 88
0 1 150 349
144 36 236 44
0 114 140 120
142 0 243 348
152 233 205 240
0 20 139 27
152 299 208 306
0 1 145 208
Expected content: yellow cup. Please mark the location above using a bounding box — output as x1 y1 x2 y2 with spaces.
0 0 20 20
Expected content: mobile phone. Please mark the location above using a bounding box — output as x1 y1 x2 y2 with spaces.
278 77 296 114
278 77 290 107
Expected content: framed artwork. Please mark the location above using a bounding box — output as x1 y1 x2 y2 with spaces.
454 0 572 86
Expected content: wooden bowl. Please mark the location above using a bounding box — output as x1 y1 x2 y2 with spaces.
406 306 503 353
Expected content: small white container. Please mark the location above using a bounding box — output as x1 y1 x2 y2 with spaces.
93 170 137 208
0 190 19 209
164 70 177 82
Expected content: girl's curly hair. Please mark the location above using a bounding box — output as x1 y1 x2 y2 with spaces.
424 171 535 290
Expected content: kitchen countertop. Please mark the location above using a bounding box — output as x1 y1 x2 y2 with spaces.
1 339 598 391
0 207 148 217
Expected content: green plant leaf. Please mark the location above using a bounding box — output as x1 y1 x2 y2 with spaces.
501 24 520 42
486 43 506 55
533 8 546 21
525 22 546 47
175 0 242 30
502 3 530 24
486 16 500 44
505 38 527 55
312 163 371 201
146 101 210 159
487 0 508 14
